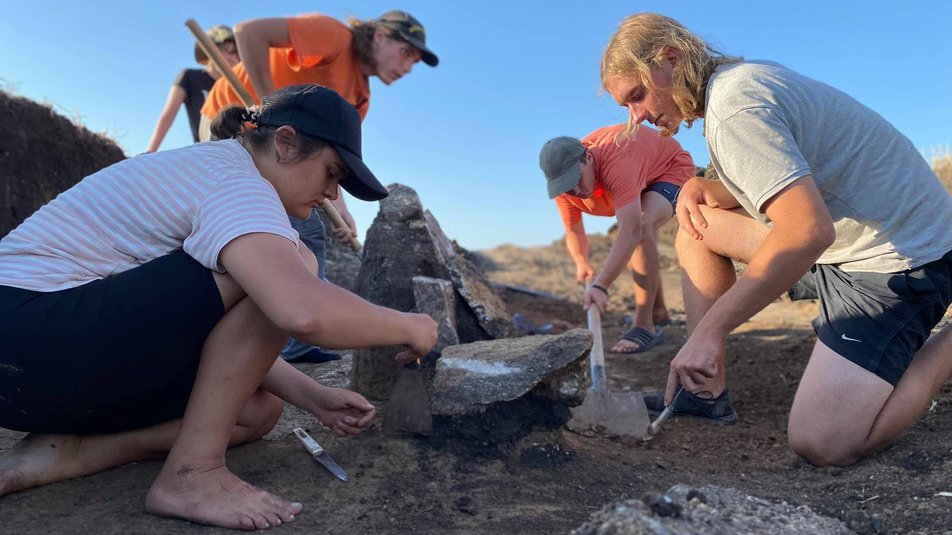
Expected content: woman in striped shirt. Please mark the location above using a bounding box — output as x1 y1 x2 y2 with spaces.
0 84 437 529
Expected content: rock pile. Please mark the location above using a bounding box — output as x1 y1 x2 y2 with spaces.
350 184 591 443
351 184 514 399
573 484 855 535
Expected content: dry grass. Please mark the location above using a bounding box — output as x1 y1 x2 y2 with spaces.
932 149 952 194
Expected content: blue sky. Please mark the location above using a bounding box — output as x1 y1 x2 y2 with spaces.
2 1 950 250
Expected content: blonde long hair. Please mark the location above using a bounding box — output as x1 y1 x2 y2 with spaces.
600 14 741 136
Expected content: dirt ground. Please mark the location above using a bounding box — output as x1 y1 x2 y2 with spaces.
2 220 952 535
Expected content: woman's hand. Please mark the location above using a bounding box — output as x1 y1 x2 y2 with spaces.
309 386 376 437
394 313 438 365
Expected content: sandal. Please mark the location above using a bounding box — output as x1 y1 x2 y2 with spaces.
614 326 665 354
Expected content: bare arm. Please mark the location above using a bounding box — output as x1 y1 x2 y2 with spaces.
564 219 593 283
695 177 833 336
219 232 437 357
233 18 293 101
146 86 187 152
585 200 642 312
262 359 376 436
666 177 835 399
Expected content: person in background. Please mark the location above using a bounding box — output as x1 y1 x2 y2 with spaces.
146 25 240 152
200 10 439 363
601 13 952 462
539 124 695 353
0 84 437 529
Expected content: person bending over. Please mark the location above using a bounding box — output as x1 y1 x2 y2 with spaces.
539 124 695 353
200 10 439 363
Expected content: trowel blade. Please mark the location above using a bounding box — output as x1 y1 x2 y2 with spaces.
567 388 650 439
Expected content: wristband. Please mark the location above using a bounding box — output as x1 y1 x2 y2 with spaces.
591 284 608 296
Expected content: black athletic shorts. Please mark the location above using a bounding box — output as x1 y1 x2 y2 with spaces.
645 181 681 209
793 250 952 386
0 250 225 435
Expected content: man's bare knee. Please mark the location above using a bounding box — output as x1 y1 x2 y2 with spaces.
788 431 862 467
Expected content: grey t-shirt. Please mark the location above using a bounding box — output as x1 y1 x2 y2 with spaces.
704 61 952 272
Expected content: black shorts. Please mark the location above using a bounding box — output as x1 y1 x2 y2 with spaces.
0 250 225 435
645 181 681 209
793 251 952 386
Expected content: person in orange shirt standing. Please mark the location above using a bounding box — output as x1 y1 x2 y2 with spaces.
540 124 695 353
200 10 438 363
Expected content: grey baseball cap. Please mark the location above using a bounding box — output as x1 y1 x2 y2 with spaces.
540 136 585 199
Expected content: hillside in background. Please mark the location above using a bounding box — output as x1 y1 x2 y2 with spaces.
0 89 125 237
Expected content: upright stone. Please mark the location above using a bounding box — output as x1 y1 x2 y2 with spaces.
412 276 459 352
352 184 453 399
447 255 513 340
317 208 361 292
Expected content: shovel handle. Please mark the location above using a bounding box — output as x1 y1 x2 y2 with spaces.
584 280 607 390
185 19 361 254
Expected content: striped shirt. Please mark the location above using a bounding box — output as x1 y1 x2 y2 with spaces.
0 140 298 292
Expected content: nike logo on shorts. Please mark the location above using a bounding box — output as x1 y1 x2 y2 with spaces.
841 333 862 343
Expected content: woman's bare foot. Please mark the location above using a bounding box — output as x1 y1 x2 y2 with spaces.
0 434 87 496
146 459 302 530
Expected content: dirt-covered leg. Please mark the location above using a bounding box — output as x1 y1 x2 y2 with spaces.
144 280 300 530
613 192 672 353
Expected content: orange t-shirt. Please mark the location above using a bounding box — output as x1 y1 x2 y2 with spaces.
555 124 695 228
201 14 371 121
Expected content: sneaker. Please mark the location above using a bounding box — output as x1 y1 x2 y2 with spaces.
643 389 738 424
286 347 341 363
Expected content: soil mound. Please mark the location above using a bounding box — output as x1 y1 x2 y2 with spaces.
0 90 125 237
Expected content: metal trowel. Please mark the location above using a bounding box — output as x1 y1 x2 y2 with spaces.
382 357 432 436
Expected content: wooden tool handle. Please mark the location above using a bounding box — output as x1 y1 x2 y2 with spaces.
185 19 254 107
185 19 362 254
320 201 362 252
584 280 606 368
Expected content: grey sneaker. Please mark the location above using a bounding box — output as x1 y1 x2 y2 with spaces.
643 389 738 424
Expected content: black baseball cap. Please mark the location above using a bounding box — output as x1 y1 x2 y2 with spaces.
377 10 439 67
257 84 388 202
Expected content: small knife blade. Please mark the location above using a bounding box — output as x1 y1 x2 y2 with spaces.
292 427 348 481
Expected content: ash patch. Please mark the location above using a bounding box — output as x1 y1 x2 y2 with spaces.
429 393 571 458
